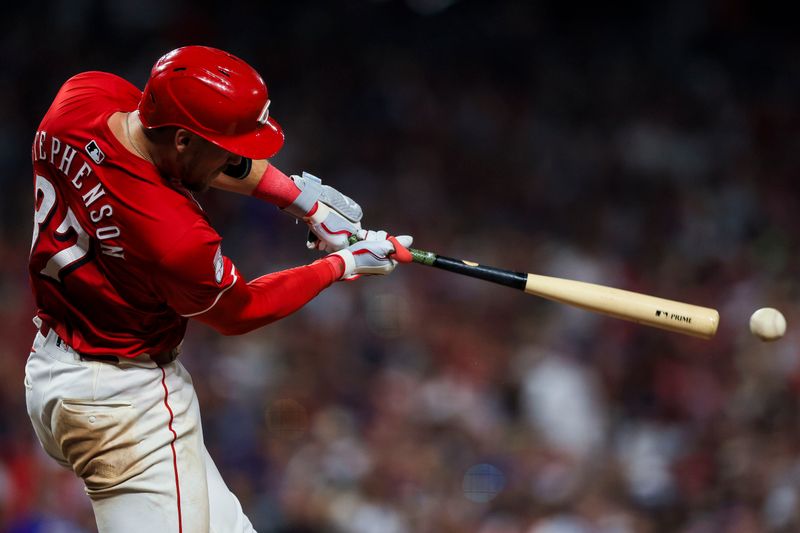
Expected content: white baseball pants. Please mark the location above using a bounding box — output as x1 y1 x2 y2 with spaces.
25 328 256 533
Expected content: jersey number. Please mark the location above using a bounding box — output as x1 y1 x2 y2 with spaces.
32 174 91 281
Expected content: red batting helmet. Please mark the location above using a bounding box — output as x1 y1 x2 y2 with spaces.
138 45 284 159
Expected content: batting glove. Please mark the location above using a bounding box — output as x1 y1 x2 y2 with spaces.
330 231 413 279
282 172 363 252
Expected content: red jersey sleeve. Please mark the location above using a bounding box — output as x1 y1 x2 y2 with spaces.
154 220 238 317
153 218 344 335
194 256 342 336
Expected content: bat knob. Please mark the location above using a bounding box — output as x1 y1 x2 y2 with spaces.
388 236 413 263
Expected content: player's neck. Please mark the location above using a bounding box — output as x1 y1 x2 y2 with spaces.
107 111 155 165
125 111 155 164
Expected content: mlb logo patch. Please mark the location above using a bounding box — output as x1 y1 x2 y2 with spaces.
85 140 105 164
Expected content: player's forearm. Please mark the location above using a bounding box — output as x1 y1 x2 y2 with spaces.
210 160 301 208
195 256 344 336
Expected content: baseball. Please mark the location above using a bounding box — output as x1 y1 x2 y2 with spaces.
749 307 787 341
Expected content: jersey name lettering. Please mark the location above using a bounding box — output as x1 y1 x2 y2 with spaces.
33 130 125 259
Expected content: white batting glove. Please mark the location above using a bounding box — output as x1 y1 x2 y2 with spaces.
282 172 363 252
330 233 414 279
357 229 391 242
304 202 361 252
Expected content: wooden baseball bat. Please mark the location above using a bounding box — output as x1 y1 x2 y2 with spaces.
397 244 720 339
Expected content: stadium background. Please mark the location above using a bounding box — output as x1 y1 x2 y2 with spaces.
2 1 800 531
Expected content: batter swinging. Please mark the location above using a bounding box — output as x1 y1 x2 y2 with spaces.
25 45 411 532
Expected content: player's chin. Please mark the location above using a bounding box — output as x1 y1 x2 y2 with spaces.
184 171 220 193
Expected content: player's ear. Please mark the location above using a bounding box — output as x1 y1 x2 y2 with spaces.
174 129 193 153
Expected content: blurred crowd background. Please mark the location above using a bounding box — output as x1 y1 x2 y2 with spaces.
2 0 800 531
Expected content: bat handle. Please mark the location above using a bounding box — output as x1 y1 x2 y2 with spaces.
409 248 436 265
346 234 435 265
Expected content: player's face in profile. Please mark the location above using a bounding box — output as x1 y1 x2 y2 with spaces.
177 135 241 192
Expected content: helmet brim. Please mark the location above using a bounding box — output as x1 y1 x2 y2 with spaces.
205 116 285 160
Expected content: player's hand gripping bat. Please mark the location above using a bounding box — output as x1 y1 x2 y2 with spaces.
373 237 719 339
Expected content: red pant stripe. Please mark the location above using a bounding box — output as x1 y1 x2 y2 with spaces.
160 367 183 533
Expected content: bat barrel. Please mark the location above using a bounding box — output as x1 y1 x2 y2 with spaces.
524 274 719 339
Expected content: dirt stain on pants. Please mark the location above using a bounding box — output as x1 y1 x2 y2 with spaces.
53 399 144 494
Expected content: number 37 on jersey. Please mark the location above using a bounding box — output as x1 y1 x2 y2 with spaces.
31 174 123 282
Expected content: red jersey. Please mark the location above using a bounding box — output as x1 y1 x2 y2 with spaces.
29 72 340 358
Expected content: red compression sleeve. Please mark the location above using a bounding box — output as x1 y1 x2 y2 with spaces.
252 164 301 208
193 255 344 336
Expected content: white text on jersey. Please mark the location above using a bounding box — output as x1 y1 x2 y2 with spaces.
33 130 125 259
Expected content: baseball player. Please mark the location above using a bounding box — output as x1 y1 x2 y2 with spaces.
25 45 412 532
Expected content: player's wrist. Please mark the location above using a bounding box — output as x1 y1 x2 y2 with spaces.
313 254 347 280
304 201 329 224
283 172 323 218
251 163 300 208
329 249 356 279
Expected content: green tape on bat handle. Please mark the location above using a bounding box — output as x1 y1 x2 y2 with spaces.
347 234 436 265
411 248 436 265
